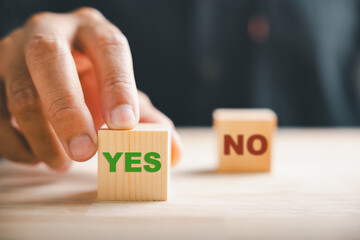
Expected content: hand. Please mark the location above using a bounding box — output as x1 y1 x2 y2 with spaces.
0 7 182 171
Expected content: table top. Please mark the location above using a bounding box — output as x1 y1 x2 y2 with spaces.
1 128 360 240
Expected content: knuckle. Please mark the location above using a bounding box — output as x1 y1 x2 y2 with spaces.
0 36 12 62
104 72 132 91
138 91 152 105
0 29 22 57
152 110 174 127
0 34 14 49
45 95 77 123
8 28 23 42
26 12 53 26
163 115 175 127
0 35 11 49
8 80 41 118
75 7 104 20
96 29 128 48
25 34 65 59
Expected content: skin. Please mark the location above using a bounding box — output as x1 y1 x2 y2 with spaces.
0 7 182 172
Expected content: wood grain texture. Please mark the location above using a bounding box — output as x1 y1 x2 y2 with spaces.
98 123 171 201
213 109 277 172
0 128 360 240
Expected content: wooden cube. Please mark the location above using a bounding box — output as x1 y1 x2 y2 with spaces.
213 109 277 172
98 123 171 201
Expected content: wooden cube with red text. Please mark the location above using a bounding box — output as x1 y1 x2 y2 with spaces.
213 109 277 172
98 123 171 201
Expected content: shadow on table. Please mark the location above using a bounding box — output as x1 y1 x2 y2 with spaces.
0 161 97 204
173 169 272 177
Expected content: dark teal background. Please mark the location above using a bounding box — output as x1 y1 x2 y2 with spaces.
1 0 359 126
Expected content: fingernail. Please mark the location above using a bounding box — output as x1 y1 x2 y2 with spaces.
110 104 136 129
69 134 95 160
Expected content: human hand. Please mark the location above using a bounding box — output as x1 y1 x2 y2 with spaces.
0 7 182 171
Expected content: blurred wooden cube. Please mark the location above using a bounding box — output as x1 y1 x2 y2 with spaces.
213 109 277 172
98 123 171 201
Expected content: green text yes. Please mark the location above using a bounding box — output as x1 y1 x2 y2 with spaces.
103 152 162 173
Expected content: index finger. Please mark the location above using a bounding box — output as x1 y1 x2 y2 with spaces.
74 8 139 130
24 14 97 161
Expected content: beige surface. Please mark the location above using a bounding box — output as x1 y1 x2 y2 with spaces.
0 128 360 240
98 123 170 201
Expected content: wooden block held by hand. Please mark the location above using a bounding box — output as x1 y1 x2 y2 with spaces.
213 109 277 172
98 123 171 201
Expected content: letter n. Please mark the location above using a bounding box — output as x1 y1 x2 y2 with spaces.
224 134 244 155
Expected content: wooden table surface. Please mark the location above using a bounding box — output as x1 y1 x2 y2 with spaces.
1 128 360 240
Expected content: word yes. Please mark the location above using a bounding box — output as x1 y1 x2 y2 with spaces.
103 152 161 173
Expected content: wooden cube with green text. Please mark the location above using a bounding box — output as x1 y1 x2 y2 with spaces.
98 123 171 201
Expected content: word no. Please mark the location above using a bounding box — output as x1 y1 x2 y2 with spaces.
224 134 268 155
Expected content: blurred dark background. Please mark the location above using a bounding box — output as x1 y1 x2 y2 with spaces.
1 0 359 126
